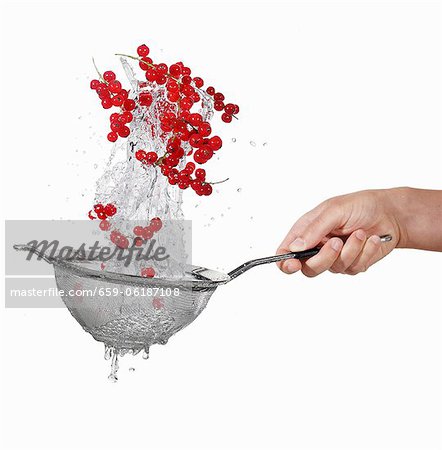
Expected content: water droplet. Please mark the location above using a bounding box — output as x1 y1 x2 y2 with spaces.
108 351 119 382
129 367 135 372
250 141 256 147
93 164 98 169
250 216 253 220
104 344 112 360
142 348 150 360
210 217 215 221
237 188 242 193
263 142 268 146
232 138 237 143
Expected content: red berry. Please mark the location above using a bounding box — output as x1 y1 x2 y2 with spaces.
101 98 112 109
150 217 162 231
103 71 116 82
209 136 222 150
110 112 120 122
107 132 118 142
104 204 117 217
156 74 167 85
188 113 202 126
97 211 107 220
195 168 206 180
94 203 104 212
167 91 179 102
193 77 204 88
214 92 225 101
99 220 111 231
181 75 192 85
185 162 196 173
191 180 202 191
134 237 144 247
136 150 147 161
119 89 128 100
137 44 150 57
167 80 179 92
214 100 224 111
145 68 157 82
180 97 193 110
123 99 136 111
141 227 154 240
224 103 235 115
139 92 152 106
90 79 100 90
169 64 181 77
111 94 124 107
189 134 203 148
108 80 122 93
146 152 158 164
221 113 232 123
203 183 213 196
198 122 211 137
118 126 130 138
233 104 240 114
120 111 133 123
139 57 153 70
156 63 168 74
206 86 215 96
110 121 122 132
134 226 144 236
141 267 155 278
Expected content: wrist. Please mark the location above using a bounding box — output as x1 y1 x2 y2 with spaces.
384 187 413 248
385 187 442 251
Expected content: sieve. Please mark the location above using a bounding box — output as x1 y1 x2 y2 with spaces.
14 234 392 353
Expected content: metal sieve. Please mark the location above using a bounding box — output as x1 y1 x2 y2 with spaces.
14 234 392 353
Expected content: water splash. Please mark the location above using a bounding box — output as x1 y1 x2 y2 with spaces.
108 348 119 382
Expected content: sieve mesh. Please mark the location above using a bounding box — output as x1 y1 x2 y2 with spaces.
54 262 218 351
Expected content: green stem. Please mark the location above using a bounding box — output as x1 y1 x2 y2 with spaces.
208 177 229 185
92 57 105 83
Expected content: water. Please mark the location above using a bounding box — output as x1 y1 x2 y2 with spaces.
83 57 217 380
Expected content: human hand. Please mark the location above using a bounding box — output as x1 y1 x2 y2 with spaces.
276 189 403 276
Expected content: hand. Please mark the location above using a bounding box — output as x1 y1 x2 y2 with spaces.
276 189 403 277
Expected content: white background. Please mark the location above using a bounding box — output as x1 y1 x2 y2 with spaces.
1 1 441 449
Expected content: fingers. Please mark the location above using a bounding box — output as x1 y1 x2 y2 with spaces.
276 199 344 272
300 237 343 277
276 248 302 274
288 202 345 252
329 229 366 273
345 235 382 275
277 233 383 277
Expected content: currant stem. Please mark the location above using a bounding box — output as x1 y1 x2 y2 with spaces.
208 177 229 185
92 57 105 83
115 53 209 98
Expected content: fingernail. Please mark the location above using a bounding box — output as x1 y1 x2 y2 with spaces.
289 238 306 251
285 261 299 274
369 235 381 244
331 238 342 252
355 229 366 240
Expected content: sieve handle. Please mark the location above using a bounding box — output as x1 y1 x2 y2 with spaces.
227 234 393 281
13 244 55 264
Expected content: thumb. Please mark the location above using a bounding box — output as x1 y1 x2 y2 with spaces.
288 206 344 252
